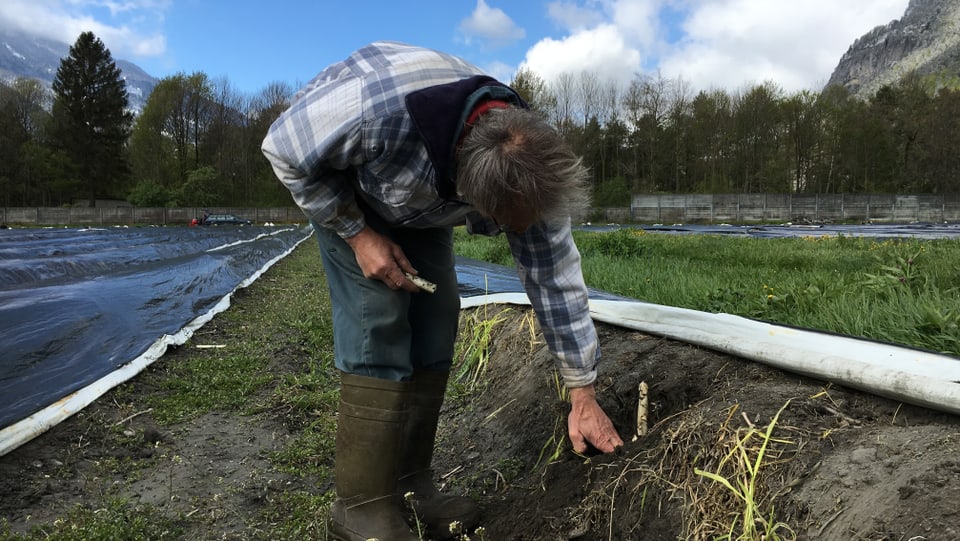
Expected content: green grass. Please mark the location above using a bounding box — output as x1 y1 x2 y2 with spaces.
453 227 960 357
259 491 334 540
127 242 339 426
0 499 182 541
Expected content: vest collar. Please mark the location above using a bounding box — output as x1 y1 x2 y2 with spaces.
405 75 526 198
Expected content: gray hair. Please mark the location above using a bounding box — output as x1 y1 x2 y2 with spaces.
456 107 591 224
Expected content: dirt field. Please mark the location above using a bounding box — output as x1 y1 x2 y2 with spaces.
2 293 960 539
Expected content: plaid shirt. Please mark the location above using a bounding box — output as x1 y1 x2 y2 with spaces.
262 41 600 387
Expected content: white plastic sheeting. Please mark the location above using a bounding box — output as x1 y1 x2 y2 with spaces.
462 293 960 416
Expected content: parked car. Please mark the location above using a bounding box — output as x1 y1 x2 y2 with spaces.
194 213 252 226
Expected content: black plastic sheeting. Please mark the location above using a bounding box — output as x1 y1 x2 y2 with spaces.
0 225 313 431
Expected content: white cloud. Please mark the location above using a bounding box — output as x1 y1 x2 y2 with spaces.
662 0 909 93
546 1 606 32
521 24 642 89
459 0 526 49
518 0 909 94
607 0 661 49
0 0 168 59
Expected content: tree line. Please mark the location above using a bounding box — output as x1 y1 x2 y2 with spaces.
1 32 959 209
0 32 291 208
514 68 960 207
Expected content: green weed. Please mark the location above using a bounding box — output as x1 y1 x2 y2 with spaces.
453 306 509 390
694 401 796 541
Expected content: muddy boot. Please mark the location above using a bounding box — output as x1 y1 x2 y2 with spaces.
329 372 420 541
398 369 481 538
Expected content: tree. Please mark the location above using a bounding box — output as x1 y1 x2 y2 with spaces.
731 82 783 192
248 81 297 205
781 90 820 192
0 78 55 205
129 83 178 189
869 74 934 192
130 71 226 202
50 32 133 205
5 78 50 140
811 85 858 193
551 72 577 137
918 88 960 192
666 76 692 192
175 166 222 206
510 67 556 120
688 89 734 191
577 71 602 129
623 72 672 192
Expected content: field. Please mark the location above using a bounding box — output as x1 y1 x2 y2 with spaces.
1 232 959 540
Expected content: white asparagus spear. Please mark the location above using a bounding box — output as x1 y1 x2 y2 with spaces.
404 272 437 293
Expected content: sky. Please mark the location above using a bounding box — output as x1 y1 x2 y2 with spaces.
0 0 910 96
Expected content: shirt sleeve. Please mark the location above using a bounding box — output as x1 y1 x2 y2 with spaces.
261 77 366 238
507 218 600 388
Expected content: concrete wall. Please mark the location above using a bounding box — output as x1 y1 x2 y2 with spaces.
628 193 960 224
0 207 306 226
8 196 959 227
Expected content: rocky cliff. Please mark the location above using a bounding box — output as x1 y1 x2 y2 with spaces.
826 0 960 98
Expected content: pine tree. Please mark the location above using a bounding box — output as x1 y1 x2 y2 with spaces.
51 32 133 206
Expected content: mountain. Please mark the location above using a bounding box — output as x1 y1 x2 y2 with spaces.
826 0 960 98
0 26 157 113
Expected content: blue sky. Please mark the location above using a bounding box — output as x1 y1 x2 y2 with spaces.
1 0 909 96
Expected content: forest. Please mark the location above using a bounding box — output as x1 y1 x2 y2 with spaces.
1 32 959 209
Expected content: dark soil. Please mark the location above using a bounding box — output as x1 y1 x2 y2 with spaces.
2 286 960 539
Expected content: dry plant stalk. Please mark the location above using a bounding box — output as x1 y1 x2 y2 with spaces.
691 401 798 541
578 400 803 541
519 310 542 352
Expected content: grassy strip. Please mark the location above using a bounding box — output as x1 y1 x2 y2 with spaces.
453 227 960 357
0 499 183 541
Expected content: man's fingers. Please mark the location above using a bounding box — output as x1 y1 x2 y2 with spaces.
391 246 416 275
567 386 624 455
571 427 621 454
570 430 587 454
568 415 585 453
383 266 420 292
592 431 624 453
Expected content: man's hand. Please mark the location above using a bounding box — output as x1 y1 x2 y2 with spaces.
343 226 420 292
568 385 624 454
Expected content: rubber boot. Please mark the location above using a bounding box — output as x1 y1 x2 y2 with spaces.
329 372 420 541
398 369 481 538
